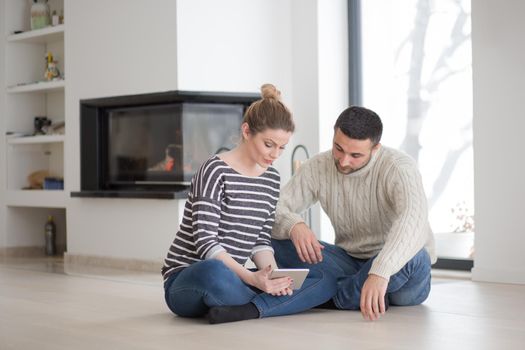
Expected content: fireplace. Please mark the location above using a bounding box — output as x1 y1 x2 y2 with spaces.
71 90 259 199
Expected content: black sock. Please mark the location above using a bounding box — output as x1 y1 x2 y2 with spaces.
208 303 260 324
314 298 338 310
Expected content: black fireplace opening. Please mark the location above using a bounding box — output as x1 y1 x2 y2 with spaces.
71 90 259 199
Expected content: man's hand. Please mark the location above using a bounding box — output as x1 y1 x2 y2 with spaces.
360 274 388 321
289 223 324 264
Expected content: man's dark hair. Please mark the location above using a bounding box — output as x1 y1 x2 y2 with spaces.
334 106 383 145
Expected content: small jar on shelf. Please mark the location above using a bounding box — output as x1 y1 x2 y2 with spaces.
30 0 51 30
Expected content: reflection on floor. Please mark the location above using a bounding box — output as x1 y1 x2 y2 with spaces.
1 256 524 350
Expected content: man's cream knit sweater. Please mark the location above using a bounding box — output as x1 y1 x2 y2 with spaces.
273 146 436 280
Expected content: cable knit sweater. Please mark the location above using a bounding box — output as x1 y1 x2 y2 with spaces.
272 146 436 280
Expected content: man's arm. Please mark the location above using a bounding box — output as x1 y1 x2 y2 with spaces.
369 162 430 279
361 161 431 321
272 157 324 263
289 223 324 264
272 162 317 239
360 274 388 321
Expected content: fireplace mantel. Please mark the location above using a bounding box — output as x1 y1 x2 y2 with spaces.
70 189 188 200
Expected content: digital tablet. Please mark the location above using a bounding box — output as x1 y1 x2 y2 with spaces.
270 268 310 290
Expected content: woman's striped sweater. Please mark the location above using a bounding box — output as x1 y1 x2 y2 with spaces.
162 155 280 283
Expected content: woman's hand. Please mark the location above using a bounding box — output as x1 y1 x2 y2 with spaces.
213 252 293 296
248 265 294 296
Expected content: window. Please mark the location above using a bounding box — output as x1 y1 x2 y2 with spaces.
358 0 474 261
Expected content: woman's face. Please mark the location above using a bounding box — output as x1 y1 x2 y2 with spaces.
242 124 292 168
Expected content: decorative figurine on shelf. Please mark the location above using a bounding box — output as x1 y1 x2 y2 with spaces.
30 0 51 30
25 170 50 190
34 116 51 135
44 52 61 81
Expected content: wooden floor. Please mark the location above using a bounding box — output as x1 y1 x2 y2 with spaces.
1 257 524 350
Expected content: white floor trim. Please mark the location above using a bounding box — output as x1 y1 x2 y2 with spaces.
472 265 525 285
64 252 161 272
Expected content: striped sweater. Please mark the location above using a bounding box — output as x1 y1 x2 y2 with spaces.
162 155 280 283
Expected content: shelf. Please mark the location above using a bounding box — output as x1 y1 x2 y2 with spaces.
7 135 65 145
6 80 65 93
5 190 67 208
7 25 65 44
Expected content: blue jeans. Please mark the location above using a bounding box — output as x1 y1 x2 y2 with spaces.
164 259 337 318
272 239 431 309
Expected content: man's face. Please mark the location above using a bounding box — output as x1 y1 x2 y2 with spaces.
332 128 379 175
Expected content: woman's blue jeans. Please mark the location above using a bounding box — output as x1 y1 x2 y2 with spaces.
271 239 432 309
164 259 337 318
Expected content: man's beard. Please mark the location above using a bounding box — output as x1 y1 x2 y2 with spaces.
334 157 371 175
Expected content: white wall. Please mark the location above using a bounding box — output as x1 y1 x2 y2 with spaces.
288 0 322 234
65 0 180 261
176 0 293 94
64 0 349 262
0 0 6 248
318 0 349 153
1 0 348 262
471 0 525 284
286 0 349 239
177 0 348 241
176 0 295 182
317 0 348 242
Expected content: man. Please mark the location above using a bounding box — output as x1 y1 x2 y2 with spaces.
272 106 436 321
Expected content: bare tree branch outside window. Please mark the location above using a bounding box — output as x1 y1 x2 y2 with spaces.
361 0 474 237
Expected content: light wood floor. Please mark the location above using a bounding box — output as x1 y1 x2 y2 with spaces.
1 257 524 350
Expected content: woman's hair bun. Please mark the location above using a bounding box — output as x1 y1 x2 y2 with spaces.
260 83 281 100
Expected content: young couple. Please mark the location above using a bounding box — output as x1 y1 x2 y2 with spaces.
162 84 436 324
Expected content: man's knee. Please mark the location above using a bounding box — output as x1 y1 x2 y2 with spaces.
389 250 432 306
407 249 432 275
389 276 431 306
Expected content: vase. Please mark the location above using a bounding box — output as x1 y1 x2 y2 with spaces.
30 0 50 30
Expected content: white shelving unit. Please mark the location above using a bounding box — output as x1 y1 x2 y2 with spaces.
1 0 67 254
6 80 65 94
3 1 66 195
7 134 65 145
7 24 64 44
5 190 66 208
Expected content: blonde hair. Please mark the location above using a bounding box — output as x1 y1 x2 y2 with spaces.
242 84 295 135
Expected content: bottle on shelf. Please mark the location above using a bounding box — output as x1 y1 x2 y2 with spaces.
44 215 56 256
51 10 59 26
30 0 51 30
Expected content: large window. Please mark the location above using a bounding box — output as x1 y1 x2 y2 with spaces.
358 0 474 261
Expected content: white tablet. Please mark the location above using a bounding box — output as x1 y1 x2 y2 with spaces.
270 268 310 290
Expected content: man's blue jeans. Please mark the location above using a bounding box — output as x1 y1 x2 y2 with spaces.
271 239 431 309
164 259 337 318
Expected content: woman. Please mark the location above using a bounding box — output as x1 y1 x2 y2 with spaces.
162 84 336 324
